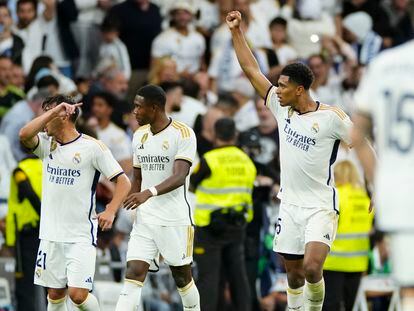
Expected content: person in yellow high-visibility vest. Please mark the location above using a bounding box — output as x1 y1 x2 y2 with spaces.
190 118 257 311
6 154 42 311
323 160 374 311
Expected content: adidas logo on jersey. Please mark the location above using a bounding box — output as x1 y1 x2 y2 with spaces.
85 277 93 283
323 234 330 240
138 144 144 150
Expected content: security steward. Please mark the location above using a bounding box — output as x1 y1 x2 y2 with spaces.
190 118 257 311
323 160 374 311
6 153 42 311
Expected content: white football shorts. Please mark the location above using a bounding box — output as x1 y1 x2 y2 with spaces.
389 233 414 286
126 223 194 268
34 240 96 290
273 202 338 256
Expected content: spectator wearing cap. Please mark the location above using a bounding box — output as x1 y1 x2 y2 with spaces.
108 0 162 102
0 88 53 161
342 11 382 65
230 77 260 132
151 1 206 77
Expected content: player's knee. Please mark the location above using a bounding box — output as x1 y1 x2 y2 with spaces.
68 288 89 305
48 288 67 301
173 273 191 288
125 262 147 282
303 260 323 282
287 272 305 289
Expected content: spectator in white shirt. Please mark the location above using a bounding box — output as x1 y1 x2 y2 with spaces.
96 15 131 80
151 1 206 76
269 17 298 66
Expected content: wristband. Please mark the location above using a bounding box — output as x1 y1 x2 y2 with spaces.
149 186 158 196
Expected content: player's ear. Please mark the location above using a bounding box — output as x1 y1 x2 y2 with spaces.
295 85 304 96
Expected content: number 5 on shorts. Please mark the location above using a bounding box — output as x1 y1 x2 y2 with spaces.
36 250 46 270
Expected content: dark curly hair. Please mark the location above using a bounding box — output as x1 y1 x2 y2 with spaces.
280 62 314 90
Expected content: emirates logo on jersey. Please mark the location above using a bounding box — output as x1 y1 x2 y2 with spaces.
72 152 81 164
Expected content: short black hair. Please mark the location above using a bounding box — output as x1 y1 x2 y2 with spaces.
91 91 117 108
101 15 120 32
17 0 37 10
215 118 236 142
159 81 182 93
280 63 314 90
36 75 59 89
42 94 80 123
269 16 287 29
216 92 238 110
136 84 166 107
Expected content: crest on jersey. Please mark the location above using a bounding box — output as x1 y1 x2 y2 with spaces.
311 123 319 134
162 141 169 151
288 108 294 118
35 268 41 278
72 152 81 164
141 133 148 144
50 139 57 152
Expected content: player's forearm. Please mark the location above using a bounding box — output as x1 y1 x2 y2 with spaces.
230 28 261 78
153 173 187 196
355 139 376 189
19 110 56 145
107 174 131 213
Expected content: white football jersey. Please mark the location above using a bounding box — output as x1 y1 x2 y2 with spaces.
132 119 197 226
266 86 353 211
354 41 414 231
33 133 123 244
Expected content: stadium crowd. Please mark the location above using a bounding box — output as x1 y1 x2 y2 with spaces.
0 0 413 310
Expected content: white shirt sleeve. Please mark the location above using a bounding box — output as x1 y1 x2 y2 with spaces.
111 133 132 162
93 142 124 180
151 33 169 58
175 130 197 165
132 135 141 168
33 133 51 159
264 85 281 118
354 65 375 115
332 112 353 146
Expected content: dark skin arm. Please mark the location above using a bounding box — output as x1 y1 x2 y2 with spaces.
124 160 191 210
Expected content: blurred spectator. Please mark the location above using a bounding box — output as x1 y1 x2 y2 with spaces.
10 63 25 90
169 78 207 128
250 0 295 27
13 0 46 73
308 54 344 108
25 55 77 95
151 1 206 77
6 152 42 311
108 0 162 101
342 11 382 65
269 17 298 66
90 92 132 175
35 74 60 96
191 118 257 311
148 56 179 85
381 0 414 46
96 15 131 80
342 0 392 46
323 160 373 311
0 88 51 161
195 0 220 38
160 80 184 116
96 228 122 282
0 56 25 121
287 0 336 59
230 76 260 132
0 135 16 233
0 3 24 65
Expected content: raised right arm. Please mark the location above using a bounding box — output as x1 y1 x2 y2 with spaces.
227 11 272 98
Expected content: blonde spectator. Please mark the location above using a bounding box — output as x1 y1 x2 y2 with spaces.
148 56 179 85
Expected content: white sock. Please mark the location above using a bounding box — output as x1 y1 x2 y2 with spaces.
286 285 304 311
71 293 100 311
115 279 144 311
47 295 68 311
304 279 325 311
177 279 200 311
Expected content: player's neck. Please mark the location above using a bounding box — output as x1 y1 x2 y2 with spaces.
54 127 80 144
150 115 171 134
293 95 318 114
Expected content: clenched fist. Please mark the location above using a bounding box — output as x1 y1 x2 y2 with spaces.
226 11 242 30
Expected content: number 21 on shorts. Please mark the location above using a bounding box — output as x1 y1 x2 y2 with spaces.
36 250 46 270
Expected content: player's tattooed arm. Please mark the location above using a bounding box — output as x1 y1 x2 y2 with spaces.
227 10 272 98
124 160 191 210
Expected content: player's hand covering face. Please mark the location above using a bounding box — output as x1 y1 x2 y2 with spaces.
123 190 152 210
226 11 242 30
